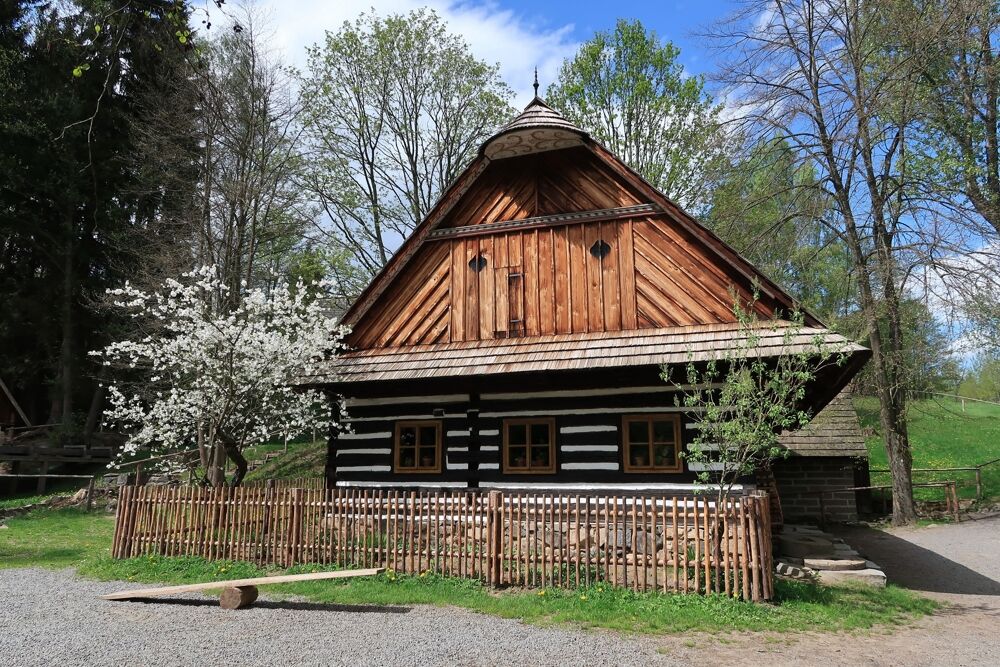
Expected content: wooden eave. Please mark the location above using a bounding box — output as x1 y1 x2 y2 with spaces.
779 388 868 458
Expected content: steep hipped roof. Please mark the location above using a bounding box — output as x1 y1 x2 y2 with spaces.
779 388 868 458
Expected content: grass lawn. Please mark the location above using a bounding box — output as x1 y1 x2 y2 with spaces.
244 439 325 483
0 507 937 635
855 396 1000 501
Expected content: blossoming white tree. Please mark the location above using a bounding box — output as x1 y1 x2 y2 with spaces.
92 266 346 487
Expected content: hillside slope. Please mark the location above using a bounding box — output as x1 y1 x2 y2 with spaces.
243 441 326 483
855 396 1000 500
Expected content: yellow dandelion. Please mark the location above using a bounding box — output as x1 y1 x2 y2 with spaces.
537 590 546 596
579 595 588 601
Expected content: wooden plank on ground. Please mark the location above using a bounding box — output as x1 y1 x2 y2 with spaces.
100 568 384 600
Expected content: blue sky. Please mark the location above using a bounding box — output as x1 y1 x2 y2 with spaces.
216 0 737 104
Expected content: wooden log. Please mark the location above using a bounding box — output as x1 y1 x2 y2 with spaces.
219 585 259 610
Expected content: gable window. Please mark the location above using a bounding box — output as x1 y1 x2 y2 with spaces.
503 418 555 473
622 415 682 473
395 421 442 473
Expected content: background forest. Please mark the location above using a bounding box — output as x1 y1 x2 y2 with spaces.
2 0 999 521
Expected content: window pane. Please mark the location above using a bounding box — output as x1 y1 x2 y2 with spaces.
419 426 437 446
530 446 549 468
653 443 676 467
508 424 527 446
399 427 416 448
508 445 527 467
530 423 550 445
652 420 674 443
418 447 437 467
399 451 416 468
628 420 649 444
628 443 649 467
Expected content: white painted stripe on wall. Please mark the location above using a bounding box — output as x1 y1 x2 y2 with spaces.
481 383 722 401
339 431 391 441
447 463 469 470
448 447 469 452
479 406 704 418
478 463 499 470
336 448 391 456
481 445 499 452
346 413 464 423
559 425 618 434
479 429 500 437
335 481 468 488
447 429 470 437
560 462 619 471
560 444 618 452
688 462 730 472
336 465 391 472
346 394 468 407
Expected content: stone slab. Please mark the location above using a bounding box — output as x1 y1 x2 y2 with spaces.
804 557 867 571
817 568 887 587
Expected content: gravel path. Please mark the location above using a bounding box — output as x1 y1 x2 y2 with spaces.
0 568 673 667
2 515 998 666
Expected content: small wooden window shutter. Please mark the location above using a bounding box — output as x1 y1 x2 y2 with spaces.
494 265 524 338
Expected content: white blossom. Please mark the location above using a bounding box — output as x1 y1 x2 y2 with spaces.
92 266 348 480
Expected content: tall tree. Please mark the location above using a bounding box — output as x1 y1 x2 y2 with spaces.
707 139 855 321
0 1 197 429
547 19 726 212
298 8 514 281
709 0 984 524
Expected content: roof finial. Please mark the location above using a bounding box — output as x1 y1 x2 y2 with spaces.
533 67 539 97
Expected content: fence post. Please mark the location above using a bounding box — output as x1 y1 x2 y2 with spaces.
975 468 983 501
85 476 96 511
486 490 503 587
288 487 304 566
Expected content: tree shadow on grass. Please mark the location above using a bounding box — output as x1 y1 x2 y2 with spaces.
116 598 411 613
833 522 1000 598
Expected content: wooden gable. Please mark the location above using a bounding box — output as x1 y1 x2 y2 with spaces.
344 100 811 351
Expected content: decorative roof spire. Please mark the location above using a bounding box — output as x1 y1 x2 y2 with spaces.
533 67 539 97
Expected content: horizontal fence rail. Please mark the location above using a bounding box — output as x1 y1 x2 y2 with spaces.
112 486 773 601
242 478 326 490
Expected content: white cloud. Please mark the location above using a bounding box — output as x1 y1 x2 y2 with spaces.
202 0 579 106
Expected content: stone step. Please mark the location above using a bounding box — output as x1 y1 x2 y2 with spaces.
817 568 886 587
803 557 867 571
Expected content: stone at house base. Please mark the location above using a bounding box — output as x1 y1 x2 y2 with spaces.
776 560 815 579
803 557 867 571
817 568 887 587
778 533 835 558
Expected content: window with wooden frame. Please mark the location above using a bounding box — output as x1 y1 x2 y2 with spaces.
503 418 555 474
394 421 442 473
622 415 683 473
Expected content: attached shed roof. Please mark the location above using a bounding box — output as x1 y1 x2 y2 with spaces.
300 321 864 386
779 388 868 458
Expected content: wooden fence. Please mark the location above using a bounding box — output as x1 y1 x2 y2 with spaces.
243 478 326 490
112 486 774 601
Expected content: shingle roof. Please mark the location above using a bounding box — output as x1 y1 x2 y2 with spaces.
479 97 588 160
779 387 868 458
299 321 865 386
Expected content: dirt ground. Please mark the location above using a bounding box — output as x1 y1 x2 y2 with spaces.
650 512 1000 666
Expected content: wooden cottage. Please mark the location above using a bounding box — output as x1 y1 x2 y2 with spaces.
300 97 870 521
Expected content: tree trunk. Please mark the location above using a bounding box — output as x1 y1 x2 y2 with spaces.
59 208 75 428
218 429 248 487
83 383 104 437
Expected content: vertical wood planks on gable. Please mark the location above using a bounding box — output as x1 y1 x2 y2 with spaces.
584 222 604 332
618 218 638 329
602 221 622 330
523 231 540 336
494 267 509 335
537 229 555 335
449 240 465 343
465 238 481 340
554 227 571 334
568 224 588 332
479 236 495 339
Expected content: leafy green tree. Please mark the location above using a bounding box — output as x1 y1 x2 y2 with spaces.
298 8 514 277
547 19 726 212
707 139 855 321
958 354 1000 401
0 1 197 430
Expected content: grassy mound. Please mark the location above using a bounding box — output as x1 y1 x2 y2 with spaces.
855 396 1000 500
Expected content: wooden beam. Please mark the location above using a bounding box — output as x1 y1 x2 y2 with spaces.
0 376 31 426
100 568 385 601
427 204 660 240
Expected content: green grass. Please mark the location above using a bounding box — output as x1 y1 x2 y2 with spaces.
855 396 1000 501
243 439 325 483
1 507 937 635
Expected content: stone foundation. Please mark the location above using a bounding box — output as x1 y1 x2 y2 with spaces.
772 456 866 523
